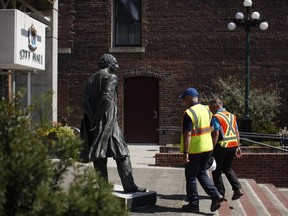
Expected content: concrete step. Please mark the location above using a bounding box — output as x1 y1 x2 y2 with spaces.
216 176 288 216
259 183 288 215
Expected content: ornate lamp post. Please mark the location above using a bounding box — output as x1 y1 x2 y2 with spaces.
227 0 268 132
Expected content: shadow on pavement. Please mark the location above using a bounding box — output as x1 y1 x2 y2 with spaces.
132 204 214 215
131 194 214 215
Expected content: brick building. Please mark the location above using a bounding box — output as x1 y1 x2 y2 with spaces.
58 0 288 145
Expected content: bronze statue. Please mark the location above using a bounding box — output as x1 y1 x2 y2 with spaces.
79 54 146 193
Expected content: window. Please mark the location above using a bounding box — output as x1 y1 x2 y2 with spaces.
114 0 141 47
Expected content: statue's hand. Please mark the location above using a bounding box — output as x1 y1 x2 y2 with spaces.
89 126 96 131
89 121 96 131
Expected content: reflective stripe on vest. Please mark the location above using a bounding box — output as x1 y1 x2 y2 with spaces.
188 107 212 136
215 111 238 148
180 104 213 154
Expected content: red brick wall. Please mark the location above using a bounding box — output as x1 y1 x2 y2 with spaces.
58 0 288 135
233 153 288 188
58 0 75 49
155 146 288 187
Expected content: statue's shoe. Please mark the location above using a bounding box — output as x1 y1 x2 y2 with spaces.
124 186 147 193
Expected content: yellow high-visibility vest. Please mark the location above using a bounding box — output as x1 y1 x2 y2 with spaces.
214 111 238 148
180 104 213 154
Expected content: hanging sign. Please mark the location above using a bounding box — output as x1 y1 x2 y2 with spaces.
0 9 47 70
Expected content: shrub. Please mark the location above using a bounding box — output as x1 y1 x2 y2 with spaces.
31 90 53 127
0 94 128 216
0 94 51 215
32 169 127 216
204 76 281 133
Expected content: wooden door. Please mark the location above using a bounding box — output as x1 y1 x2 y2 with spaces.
124 76 159 144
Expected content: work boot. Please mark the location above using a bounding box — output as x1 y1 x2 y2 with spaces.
182 203 200 213
210 195 223 212
232 189 243 200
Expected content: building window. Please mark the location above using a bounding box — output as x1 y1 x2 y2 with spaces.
114 0 141 47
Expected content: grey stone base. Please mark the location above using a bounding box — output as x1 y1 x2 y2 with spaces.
112 185 157 210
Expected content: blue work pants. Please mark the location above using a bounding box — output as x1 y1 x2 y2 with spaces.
185 151 221 206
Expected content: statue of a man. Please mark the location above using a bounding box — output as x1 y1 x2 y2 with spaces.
79 54 146 193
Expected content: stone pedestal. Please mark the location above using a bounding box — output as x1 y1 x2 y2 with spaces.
113 185 157 210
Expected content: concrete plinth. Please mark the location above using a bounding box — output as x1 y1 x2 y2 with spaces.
113 185 157 211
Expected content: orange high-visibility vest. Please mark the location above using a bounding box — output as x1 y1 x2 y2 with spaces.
214 111 238 148
180 104 213 154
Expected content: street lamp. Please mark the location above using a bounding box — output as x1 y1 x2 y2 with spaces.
227 0 268 132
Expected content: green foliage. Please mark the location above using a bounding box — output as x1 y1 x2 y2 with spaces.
0 94 128 216
32 168 127 216
204 76 281 133
31 90 54 127
0 93 51 215
36 124 76 139
35 123 80 160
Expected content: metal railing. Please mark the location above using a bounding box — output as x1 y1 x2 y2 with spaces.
240 132 288 152
157 126 181 146
157 126 288 151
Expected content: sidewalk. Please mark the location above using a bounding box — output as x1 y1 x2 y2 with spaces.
107 144 162 169
66 144 288 215
107 144 217 216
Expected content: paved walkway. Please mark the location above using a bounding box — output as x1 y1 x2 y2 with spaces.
107 144 161 169
65 144 288 215
107 144 217 216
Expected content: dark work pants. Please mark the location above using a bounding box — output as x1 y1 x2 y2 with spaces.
212 145 241 196
93 156 137 191
185 151 221 206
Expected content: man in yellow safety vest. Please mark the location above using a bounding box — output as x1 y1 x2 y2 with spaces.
179 87 223 213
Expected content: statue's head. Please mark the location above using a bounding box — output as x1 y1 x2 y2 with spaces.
98 54 119 70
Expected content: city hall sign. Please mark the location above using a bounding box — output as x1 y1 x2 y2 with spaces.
0 9 47 70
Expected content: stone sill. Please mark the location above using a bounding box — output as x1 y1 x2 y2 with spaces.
109 47 145 53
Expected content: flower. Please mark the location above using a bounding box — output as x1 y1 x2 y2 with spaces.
35 123 76 140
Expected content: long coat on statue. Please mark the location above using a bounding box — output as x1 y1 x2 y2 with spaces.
79 68 130 161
